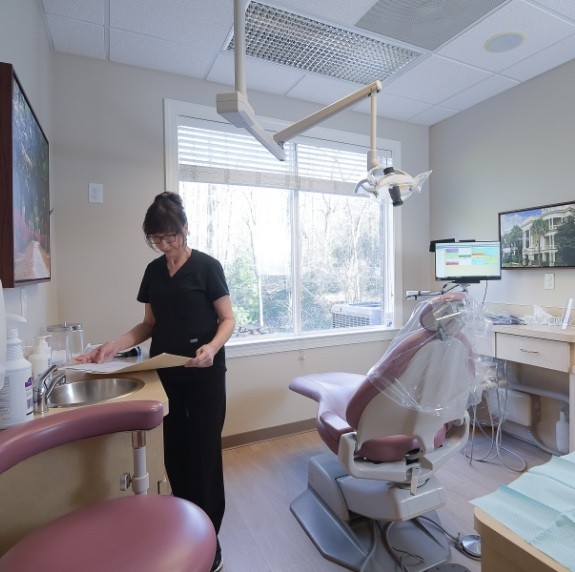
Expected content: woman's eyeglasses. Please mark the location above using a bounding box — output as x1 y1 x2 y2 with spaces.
148 233 178 245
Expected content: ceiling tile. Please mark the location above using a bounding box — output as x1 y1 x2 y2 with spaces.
502 32 575 81
408 105 459 126
46 14 105 59
532 0 575 21
207 51 307 94
110 0 233 47
266 0 379 27
110 30 212 78
440 73 519 110
437 0 575 73
384 55 491 105
42 0 104 25
354 92 433 122
286 75 365 106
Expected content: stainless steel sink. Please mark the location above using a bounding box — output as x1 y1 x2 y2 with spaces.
47 377 145 408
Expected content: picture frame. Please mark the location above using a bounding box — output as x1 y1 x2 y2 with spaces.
0 62 50 288
499 201 575 269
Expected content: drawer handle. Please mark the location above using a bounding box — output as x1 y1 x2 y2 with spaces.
520 349 540 354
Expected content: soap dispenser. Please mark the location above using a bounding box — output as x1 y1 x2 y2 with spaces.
29 335 52 382
0 320 33 428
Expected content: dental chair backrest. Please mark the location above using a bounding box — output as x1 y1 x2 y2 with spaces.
346 293 479 460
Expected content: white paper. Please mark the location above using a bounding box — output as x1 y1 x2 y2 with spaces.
65 353 190 374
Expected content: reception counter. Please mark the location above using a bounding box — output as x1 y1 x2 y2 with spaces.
0 369 169 555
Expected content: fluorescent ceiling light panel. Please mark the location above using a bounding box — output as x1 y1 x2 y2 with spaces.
226 2 422 85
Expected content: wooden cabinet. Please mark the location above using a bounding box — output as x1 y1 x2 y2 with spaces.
493 324 575 452
496 332 571 372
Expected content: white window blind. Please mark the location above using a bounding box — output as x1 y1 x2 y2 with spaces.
177 124 392 195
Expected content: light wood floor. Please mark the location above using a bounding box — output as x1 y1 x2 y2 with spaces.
218 429 551 571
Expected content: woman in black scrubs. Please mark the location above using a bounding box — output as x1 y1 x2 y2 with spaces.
80 192 235 572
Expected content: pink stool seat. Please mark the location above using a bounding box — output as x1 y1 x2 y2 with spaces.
0 494 216 572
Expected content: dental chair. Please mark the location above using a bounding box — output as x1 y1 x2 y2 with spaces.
290 293 487 572
0 400 216 572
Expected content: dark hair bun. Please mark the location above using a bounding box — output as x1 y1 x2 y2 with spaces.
155 191 182 207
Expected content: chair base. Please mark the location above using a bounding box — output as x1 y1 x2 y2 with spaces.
290 454 451 572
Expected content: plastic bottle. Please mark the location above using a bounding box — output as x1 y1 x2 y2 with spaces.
28 335 52 381
556 409 569 454
0 327 33 428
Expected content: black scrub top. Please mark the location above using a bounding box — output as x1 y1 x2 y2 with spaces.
137 250 230 370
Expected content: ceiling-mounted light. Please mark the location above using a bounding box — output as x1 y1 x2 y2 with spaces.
355 166 432 206
353 90 431 206
484 32 524 53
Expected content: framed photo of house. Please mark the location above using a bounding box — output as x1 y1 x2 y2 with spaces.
0 62 50 287
499 201 575 269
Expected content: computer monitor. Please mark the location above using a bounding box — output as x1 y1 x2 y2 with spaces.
435 240 502 284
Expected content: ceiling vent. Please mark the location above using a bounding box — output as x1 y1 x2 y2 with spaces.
356 0 510 51
226 1 422 85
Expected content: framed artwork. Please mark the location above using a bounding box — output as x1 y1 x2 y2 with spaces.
0 62 50 287
499 201 575 269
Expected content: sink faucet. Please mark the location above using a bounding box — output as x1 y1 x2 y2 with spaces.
33 364 67 413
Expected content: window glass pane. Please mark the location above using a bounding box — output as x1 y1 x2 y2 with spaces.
299 191 384 332
181 182 293 337
173 111 396 340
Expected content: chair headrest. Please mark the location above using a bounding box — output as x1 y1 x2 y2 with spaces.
419 292 467 335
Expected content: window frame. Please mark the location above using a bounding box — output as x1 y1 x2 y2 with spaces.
164 98 403 356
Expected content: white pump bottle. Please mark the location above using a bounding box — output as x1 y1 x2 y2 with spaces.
0 314 33 428
28 335 52 381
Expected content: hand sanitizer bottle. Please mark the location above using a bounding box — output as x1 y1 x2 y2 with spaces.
28 335 52 382
0 325 33 428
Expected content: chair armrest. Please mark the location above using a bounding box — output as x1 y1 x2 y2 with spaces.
319 410 353 443
0 400 164 475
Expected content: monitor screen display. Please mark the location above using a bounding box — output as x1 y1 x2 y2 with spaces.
435 241 502 283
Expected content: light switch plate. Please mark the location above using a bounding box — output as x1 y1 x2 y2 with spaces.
544 273 555 290
88 183 104 204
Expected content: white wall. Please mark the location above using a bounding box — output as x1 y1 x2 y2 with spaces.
50 52 430 436
0 0 57 343
429 59 575 312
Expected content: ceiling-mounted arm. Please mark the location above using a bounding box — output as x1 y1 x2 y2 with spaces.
217 0 380 161
217 0 286 160
273 81 381 146
216 0 431 206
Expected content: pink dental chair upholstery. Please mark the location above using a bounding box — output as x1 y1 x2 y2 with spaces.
0 400 216 572
289 293 487 572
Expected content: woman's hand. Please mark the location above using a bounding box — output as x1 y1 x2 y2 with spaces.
76 341 119 364
185 344 216 368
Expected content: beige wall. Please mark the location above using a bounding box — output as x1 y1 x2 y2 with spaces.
0 0 58 338
429 59 575 313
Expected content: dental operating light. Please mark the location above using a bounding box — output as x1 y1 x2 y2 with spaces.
217 0 431 206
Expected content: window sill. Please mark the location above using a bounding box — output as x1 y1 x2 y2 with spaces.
226 327 397 359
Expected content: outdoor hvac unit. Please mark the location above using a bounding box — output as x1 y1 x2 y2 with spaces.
331 303 382 328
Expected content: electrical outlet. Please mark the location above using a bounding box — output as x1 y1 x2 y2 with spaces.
88 183 104 204
544 273 555 290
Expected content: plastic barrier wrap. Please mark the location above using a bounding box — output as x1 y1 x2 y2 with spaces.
366 293 492 416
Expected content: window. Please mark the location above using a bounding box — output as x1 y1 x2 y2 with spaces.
165 100 400 350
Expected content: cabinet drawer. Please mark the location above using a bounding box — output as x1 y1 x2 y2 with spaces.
496 333 570 372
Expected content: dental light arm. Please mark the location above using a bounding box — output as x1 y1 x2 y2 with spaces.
217 0 431 205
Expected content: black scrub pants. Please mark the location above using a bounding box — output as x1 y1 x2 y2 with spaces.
160 368 226 534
